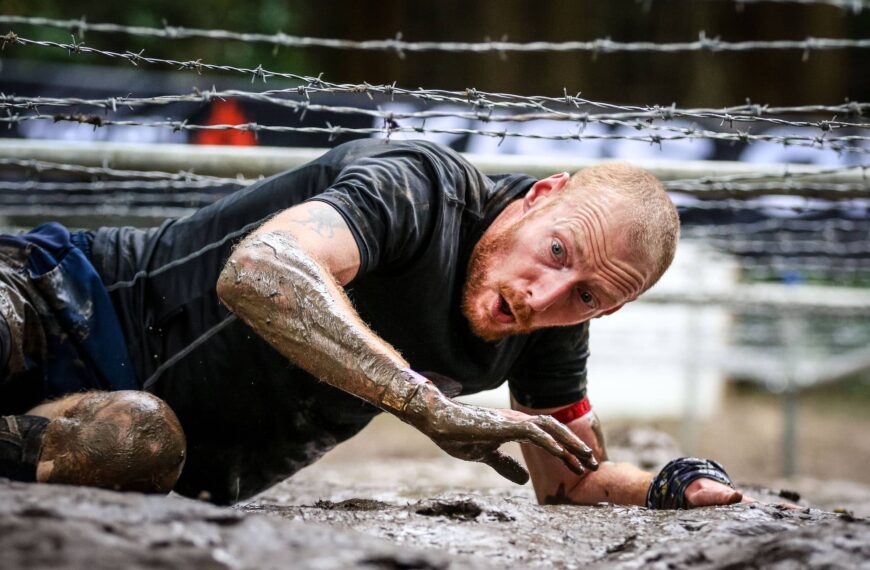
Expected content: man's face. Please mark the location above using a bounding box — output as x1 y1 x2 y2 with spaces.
462 178 652 342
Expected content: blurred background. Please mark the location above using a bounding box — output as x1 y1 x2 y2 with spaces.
0 0 868 495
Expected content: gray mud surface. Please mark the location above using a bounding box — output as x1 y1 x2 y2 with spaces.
0 481 471 570
1 478 867 570
1 425 868 569
248 480 869 570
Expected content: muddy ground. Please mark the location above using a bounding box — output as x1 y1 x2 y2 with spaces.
1 419 868 569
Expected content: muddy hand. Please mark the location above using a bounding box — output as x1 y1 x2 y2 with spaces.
407 387 597 484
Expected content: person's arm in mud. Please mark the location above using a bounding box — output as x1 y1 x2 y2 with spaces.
514 397 749 507
216 201 597 483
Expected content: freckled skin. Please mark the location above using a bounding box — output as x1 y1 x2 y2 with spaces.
217 229 598 484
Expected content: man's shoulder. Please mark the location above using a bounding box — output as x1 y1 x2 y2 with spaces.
323 139 493 207
326 139 481 181
328 138 471 163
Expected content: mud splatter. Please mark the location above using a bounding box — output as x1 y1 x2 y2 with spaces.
415 498 483 520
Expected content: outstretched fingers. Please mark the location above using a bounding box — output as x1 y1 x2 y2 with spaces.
514 422 588 478
532 415 598 471
481 450 529 485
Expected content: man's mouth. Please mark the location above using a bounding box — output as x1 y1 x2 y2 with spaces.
492 293 516 324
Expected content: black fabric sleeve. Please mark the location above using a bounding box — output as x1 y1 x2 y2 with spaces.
508 322 590 409
307 150 449 277
0 313 10 375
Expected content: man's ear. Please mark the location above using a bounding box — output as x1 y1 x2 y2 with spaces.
523 172 570 212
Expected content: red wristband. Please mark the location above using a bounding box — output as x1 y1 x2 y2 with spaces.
550 397 592 424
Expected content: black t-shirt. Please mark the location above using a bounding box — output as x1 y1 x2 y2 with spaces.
92 139 589 446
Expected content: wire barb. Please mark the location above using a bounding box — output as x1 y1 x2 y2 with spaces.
1 16 869 55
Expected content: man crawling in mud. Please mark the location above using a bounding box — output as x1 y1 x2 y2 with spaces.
0 139 744 509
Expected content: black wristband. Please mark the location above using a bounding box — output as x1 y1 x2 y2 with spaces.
646 457 734 510
0 415 50 482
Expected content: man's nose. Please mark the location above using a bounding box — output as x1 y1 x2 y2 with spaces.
526 273 574 313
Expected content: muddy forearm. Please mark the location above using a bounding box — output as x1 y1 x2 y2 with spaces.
524 411 651 506
217 231 598 483
551 462 653 506
216 231 438 418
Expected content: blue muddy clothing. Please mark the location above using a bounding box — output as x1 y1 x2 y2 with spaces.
0 223 136 405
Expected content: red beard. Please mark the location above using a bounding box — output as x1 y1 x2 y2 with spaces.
462 221 533 342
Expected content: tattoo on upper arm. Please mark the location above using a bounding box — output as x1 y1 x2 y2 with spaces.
289 208 345 239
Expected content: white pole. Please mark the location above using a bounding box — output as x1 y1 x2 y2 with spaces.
1 139 866 183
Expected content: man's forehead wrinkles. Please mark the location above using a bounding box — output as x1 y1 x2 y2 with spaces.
559 201 646 302
599 265 638 300
565 213 633 303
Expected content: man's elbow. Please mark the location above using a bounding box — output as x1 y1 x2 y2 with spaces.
216 246 259 311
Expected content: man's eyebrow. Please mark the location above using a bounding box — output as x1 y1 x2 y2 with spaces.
559 224 626 307
562 226 585 261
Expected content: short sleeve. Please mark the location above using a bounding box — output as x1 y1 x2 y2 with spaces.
308 150 447 276
508 322 590 409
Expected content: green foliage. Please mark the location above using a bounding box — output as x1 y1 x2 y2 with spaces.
2 0 310 76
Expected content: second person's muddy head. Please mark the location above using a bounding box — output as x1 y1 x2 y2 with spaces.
462 163 680 342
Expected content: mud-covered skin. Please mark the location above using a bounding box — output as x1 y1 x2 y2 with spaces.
36 391 186 493
217 231 597 484
403 386 597 484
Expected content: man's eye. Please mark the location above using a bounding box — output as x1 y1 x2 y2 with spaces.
580 291 595 307
550 240 564 258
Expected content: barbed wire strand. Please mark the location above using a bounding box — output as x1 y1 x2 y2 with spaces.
0 179 244 192
701 237 870 255
674 197 870 210
5 33 870 121
4 113 870 156
2 93 867 134
1 16 869 55
0 192 222 206
0 204 197 218
3 92 867 123
2 157 868 201
682 217 869 236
